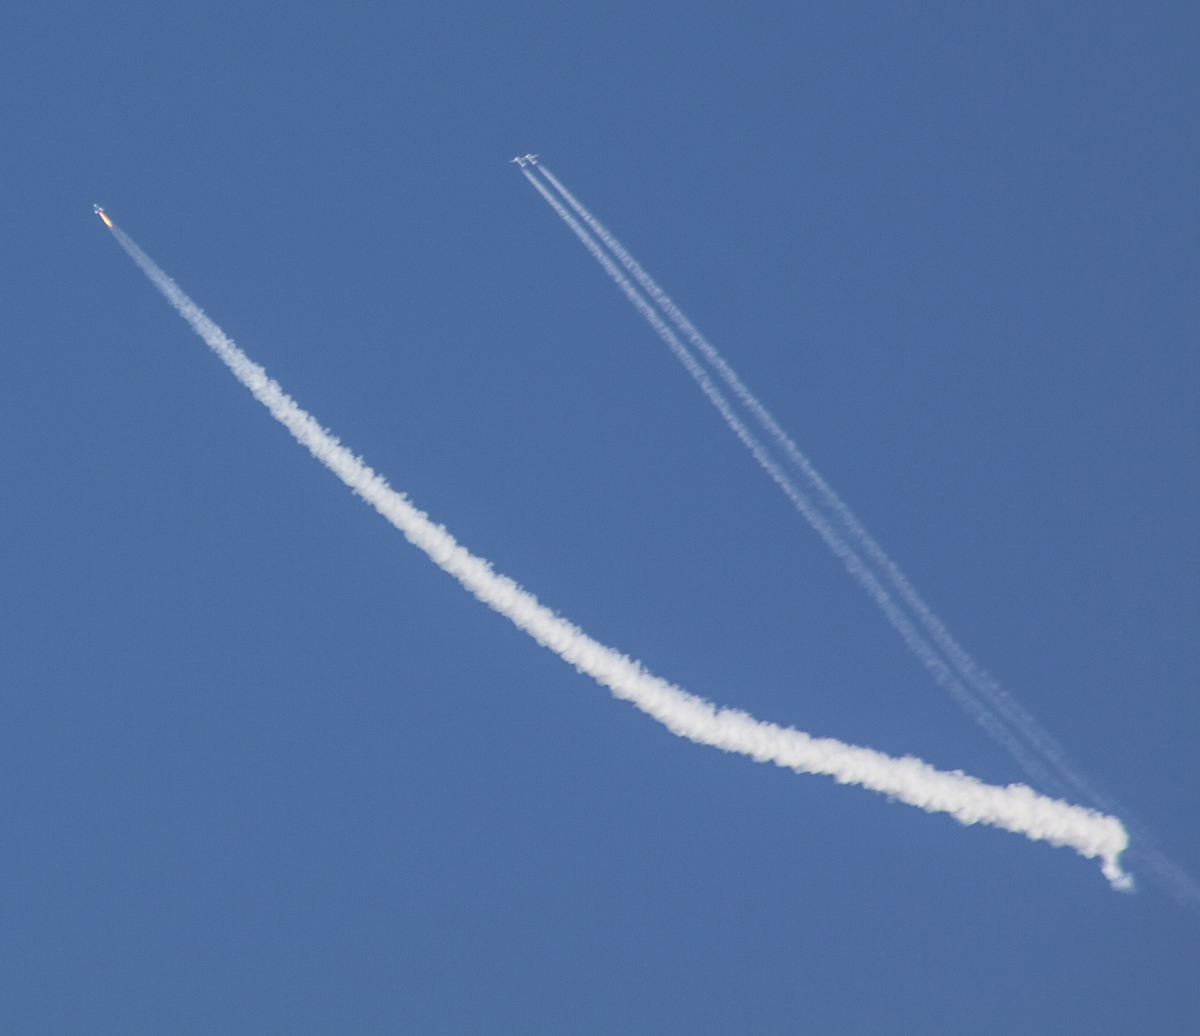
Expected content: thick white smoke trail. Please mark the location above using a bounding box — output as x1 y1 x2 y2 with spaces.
102 214 1130 888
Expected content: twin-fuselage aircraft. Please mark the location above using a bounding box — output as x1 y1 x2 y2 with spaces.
510 154 538 168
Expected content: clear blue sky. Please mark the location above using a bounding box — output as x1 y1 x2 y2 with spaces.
2 2 1197 1032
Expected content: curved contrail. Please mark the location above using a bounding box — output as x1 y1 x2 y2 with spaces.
98 212 1131 888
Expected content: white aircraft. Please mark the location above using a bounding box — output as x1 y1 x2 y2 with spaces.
511 154 539 168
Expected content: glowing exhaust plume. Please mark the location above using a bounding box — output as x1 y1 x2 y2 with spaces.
97 212 1130 888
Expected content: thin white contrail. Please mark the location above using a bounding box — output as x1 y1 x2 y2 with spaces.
100 212 1131 889
532 164 1070 778
524 164 1200 910
518 168 1063 793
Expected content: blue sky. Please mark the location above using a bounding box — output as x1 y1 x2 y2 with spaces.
2 2 1197 1032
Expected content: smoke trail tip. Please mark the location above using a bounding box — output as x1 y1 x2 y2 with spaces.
1103 857 1135 892
94 204 113 229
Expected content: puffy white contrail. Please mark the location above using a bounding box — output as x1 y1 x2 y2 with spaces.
99 213 1131 888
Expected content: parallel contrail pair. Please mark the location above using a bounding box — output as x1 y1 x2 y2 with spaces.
98 210 1131 888
516 165 1063 793
520 161 1200 907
